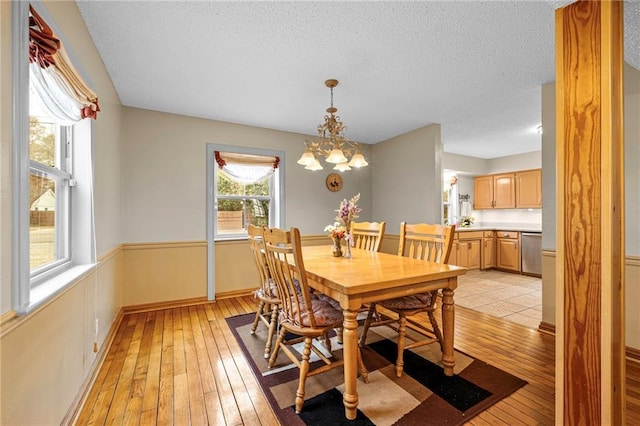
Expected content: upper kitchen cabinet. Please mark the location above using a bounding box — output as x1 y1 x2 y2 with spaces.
515 169 542 208
473 173 515 209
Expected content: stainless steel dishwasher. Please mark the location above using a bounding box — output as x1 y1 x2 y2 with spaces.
521 232 542 277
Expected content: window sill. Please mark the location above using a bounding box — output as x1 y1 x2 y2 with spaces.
215 236 249 242
23 263 96 315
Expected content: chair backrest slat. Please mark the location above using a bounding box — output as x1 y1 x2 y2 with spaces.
248 224 274 297
262 227 316 329
350 221 386 252
398 222 454 264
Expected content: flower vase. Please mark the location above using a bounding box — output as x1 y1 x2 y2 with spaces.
332 237 343 257
343 233 352 259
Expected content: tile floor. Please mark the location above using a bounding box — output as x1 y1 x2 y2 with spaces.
455 269 542 329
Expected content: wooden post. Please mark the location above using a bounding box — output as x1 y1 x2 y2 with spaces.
555 1 625 424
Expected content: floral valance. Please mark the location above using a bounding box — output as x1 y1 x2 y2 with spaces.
215 151 280 184
29 4 100 124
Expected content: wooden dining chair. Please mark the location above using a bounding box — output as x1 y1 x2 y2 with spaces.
317 220 386 343
262 226 368 414
358 222 455 378
350 221 386 252
248 224 281 359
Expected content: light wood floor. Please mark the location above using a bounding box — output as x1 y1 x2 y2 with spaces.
75 295 640 425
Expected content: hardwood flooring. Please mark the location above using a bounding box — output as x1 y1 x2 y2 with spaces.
75 296 640 425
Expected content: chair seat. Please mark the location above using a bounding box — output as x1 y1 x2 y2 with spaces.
314 292 342 312
285 298 343 328
254 278 307 300
380 292 433 310
254 283 279 301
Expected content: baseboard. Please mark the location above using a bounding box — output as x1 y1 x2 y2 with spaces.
122 296 210 314
538 321 556 335
121 291 258 313
215 288 255 300
62 307 125 425
627 347 640 364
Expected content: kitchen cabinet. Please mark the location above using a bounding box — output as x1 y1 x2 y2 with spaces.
515 169 542 208
473 176 494 209
450 231 481 270
496 231 521 272
473 173 515 209
481 231 495 269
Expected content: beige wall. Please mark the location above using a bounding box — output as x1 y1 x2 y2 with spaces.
541 252 640 350
121 107 373 241
541 82 556 251
442 152 489 175
122 242 207 305
121 234 334 305
540 64 640 349
541 63 640 254
0 2 124 424
487 151 541 174
372 124 443 227
625 63 640 255
1 249 123 424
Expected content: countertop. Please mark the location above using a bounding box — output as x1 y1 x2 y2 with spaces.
453 223 542 233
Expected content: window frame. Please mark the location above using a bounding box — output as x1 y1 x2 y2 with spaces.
206 143 285 299
28 123 73 282
12 1 96 315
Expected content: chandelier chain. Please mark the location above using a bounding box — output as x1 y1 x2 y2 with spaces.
330 86 334 109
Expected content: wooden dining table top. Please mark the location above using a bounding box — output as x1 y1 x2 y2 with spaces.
301 245 467 299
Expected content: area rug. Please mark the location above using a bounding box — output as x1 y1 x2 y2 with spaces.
226 313 526 426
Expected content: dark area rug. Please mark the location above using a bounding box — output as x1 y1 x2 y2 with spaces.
226 313 526 425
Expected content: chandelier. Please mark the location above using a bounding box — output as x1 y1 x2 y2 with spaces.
297 79 368 171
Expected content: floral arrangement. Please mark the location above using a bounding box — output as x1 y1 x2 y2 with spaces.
324 222 346 239
325 194 361 258
459 215 475 227
335 193 361 230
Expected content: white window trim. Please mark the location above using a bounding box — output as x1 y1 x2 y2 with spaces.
28 125 73 281
12 1 31 313
206 143 285 300
12 2 96 315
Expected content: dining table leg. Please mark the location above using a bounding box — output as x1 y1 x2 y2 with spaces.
342 308 359 420
441 286 456 376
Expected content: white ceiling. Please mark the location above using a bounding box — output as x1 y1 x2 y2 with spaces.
76 1 640 160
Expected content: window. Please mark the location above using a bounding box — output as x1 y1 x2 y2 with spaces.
206 144 285 299
443 172 458 225
29 93 72 278
12 2 96 314
213 149 282 239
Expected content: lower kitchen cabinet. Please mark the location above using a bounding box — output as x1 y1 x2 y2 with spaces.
450 231 481 270
481 231 495 269
496 231 521 272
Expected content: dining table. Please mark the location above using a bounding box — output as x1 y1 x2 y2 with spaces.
301 245 467 420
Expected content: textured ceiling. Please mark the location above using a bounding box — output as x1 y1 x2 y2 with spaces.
76 1 640 160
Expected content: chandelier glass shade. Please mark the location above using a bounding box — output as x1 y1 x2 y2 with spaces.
297 79 368 171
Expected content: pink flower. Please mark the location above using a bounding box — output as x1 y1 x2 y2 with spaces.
335 193 361 230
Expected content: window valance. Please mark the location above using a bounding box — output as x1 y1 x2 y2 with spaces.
28 4 100 124
215 151 280 184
